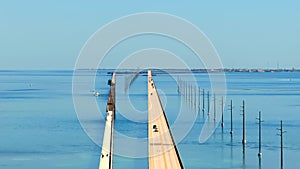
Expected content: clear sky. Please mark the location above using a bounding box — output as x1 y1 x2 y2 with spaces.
1 1 299 70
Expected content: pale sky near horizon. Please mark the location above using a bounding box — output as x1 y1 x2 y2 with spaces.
1 1 299 70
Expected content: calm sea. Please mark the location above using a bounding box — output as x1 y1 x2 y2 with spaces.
0 70 299 169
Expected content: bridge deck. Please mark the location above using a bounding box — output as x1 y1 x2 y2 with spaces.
148 70 184 169
99 73 116 169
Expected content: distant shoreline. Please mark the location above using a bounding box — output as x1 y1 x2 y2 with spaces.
82 68 300 74
1 69 299 73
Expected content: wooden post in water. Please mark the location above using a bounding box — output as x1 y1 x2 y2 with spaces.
185 81 187 98
183 81 186 98
198 87 201 114
221 96 224 128
182 80 184 96
177 77 180 94
213 93 216 121
207 91 210 116
242 100 246 145
179 78 182 95
186 82 188 102
277 120 286 169
230 100 233 135
202 89 205 116
192 85 194 110
281 121 284 169
258 111 262 157
189 83 192 102
188 82 190 99
190 83 192 107
194 85 197 113
280 120 284 169
185 81 189 100
241 100 246 169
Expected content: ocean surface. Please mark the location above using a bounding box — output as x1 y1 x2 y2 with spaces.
0 70 300 169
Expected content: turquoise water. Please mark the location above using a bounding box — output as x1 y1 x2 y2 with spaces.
0 70 300 168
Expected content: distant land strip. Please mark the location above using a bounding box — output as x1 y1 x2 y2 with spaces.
75 68 300 74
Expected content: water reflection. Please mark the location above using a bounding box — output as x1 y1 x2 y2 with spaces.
243 145 246 169
230 136 233 168
258 156 262 169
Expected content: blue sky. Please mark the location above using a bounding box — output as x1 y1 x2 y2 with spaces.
1 1 299 69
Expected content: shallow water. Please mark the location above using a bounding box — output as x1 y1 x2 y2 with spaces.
0 70 299 169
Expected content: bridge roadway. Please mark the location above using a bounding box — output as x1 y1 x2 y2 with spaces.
148 70 184 169
99 73 116 169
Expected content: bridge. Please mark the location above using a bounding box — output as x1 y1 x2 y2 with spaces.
98 71 184 169
99 73 116 169
148 70 184 169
